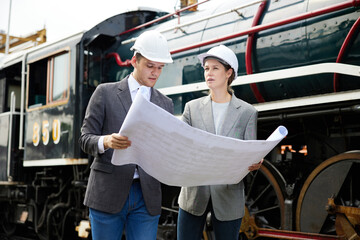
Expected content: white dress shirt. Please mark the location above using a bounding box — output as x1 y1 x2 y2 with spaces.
212 101 229 135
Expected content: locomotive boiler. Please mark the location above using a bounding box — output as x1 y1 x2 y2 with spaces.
0 0 359 239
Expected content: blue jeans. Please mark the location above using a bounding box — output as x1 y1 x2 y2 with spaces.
89 181 160 240
177 202 242 240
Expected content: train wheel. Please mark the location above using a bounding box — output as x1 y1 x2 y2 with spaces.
45 204 68 240
201 160 285 240
241 160 286 239
1 222 16 237
0 203 16 237
296 151 360 236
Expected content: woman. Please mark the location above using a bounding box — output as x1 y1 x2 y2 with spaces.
177 45 263 240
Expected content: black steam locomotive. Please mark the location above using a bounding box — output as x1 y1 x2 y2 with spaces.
0 0 359 239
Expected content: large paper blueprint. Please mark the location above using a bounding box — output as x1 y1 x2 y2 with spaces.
111 93 288 187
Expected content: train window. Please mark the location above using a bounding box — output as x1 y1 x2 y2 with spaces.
28 58 47 108
49 53 69 102
27 51 70 110
0 63 22 112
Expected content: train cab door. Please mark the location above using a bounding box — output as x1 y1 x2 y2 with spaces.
0 61 23 182
24 48 77 166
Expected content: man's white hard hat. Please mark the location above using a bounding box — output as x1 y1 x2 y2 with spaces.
198 45 238 79
131 30 173 63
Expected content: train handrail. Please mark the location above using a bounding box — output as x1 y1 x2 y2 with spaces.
170 0 360 54
106 52 132 66
119 0 210 36
158 62 360 95
7 92 16 181
160 0 264 34
254 90 360 112
334 16 360 92
0 111 20 117
246 0 267 103
121 0 265 45
115 0 360 73
19 53 26 150
158 62 360 112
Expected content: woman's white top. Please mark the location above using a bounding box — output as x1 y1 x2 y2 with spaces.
211 101 229 135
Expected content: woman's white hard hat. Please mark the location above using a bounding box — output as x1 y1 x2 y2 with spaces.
198 45 238 79
130 30 173 63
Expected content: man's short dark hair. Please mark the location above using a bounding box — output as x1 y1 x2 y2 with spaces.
135 52 143 62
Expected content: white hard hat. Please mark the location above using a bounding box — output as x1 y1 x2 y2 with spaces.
198 45 238 79
130 30 173 63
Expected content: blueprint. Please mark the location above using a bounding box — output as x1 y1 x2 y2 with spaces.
111 93 288 187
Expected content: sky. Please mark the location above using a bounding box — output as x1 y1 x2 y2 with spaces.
0 0 199 57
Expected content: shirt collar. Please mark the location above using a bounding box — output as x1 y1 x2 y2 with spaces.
128 74 141 93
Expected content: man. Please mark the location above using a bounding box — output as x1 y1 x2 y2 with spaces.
79 30 174 240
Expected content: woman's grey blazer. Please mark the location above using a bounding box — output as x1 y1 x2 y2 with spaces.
178 94 257 221
80 76 174 215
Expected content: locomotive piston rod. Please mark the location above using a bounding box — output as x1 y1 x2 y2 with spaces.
326 198 360 239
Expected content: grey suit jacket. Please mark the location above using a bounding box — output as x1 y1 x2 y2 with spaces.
178 94 257 221
80 76 174 215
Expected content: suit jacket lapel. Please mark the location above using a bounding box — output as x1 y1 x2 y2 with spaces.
117 76 132 113
150 88 163 108
220 94 242 136
200 96 216 134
